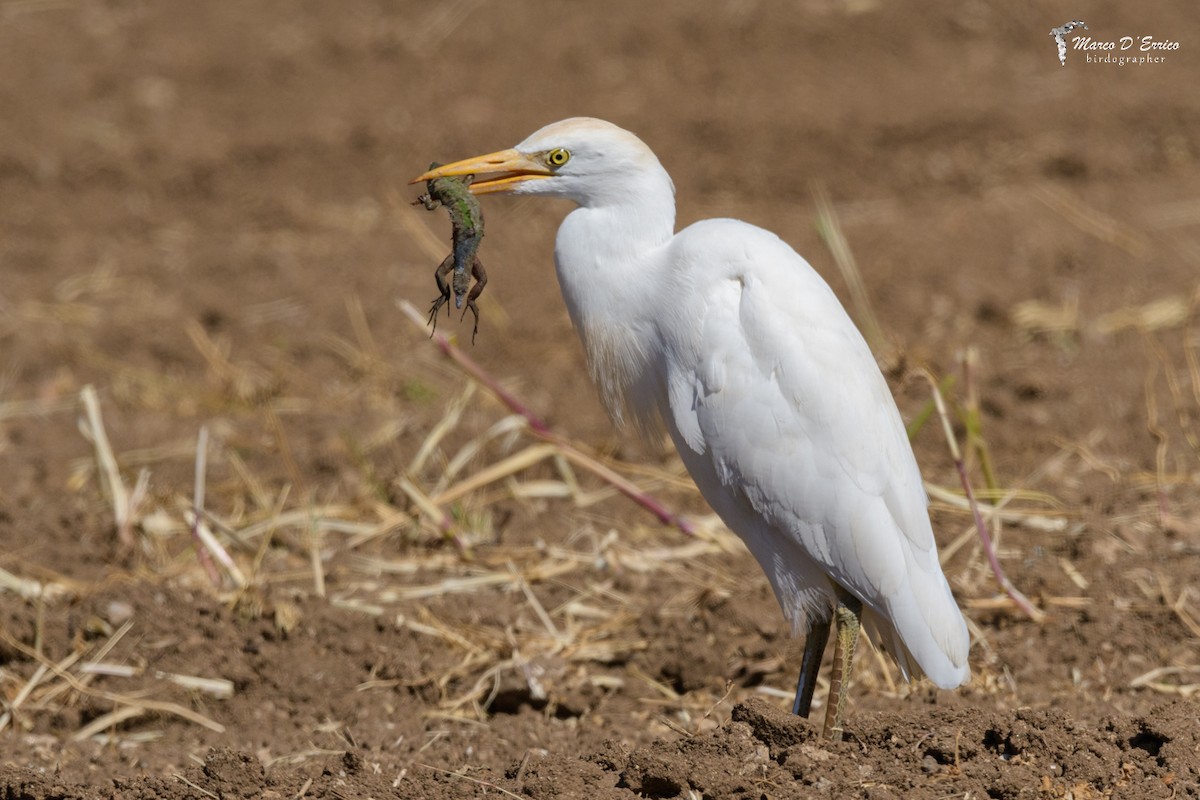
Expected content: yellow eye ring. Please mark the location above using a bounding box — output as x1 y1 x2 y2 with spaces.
546 148 571 167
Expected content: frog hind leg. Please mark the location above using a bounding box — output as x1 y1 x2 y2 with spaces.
459 257 487 344
427 254 455 333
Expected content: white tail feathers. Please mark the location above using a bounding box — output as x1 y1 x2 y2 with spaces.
862 566 971 689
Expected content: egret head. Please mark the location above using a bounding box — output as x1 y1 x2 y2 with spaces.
411 117 674 207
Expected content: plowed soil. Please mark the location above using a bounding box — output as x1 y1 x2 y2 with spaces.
2 2 1199 798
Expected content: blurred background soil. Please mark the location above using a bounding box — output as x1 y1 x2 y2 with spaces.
1 1 1198 797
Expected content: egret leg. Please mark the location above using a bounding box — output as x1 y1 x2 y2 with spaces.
791 618 831 717
821 590 863 740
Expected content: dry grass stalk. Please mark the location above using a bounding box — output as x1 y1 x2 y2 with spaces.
230 505 368 541
1031 185 1151 259
395 610 483 654
344 508 413 549
0 663 50 733
1143 346 1173 525
1143 329 1200 456
1144 198 1200 229
1129 665 1200 697
184 520 240 583
923 371 1045 622
408 381 476 476
156 671 236 698
347 552 461 576
869 642 899 697
264 405 328 597
1165 585 1200 640
78 662 139 678
811 181 891 366
397 299 695 535
407 0 487 55
925 484 1067 533
293 776 314 799
1012 296 1080 339
186 425 247 588
1186 285 1200 403
72 346 183 412
225 448 273 512
27 642 99 710
172 773 220 800
345 293 382 367
389 559 581 602
330 597 386 616
630 664 684 702
194 425 209 512
558 443 696 535
1096 295 1191 335
1054 433 1122 483
512 564 566 643
960 348 998 493
614 537 739 573
396 476 455 535
932 434 1082 568
413 762 524 800
72 706 146 742
71 663 233 699
258 745 350 770
185 319 273 401
226 486 289 588
0 628 226 736
0 566 69 601
1014 293 1194 341
434 414 528 496
79 384 149 547
1059 558 1090 591
89 691 225 735
0 395 76 424
432 444 571 506
966 596 1088 611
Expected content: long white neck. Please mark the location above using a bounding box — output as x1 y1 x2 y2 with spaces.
552 173 676 432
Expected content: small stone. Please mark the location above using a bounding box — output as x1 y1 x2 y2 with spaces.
105 600 135 626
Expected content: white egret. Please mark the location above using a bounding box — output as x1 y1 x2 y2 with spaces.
412 118 970 738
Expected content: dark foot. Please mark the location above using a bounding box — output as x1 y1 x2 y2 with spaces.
459 300 480 344
427 291 452 335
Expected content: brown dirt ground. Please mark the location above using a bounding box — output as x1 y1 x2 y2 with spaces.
2 1 1199 798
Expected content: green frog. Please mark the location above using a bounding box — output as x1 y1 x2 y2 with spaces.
413 163 488 343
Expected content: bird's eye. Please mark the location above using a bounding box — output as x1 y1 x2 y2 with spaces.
546 148 571 167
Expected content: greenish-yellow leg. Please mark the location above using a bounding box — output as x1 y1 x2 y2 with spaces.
821 590 863 740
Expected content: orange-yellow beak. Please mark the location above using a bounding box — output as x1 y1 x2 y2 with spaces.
409 149 554 195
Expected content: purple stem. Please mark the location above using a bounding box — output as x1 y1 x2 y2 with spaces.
954 458 1044 621
404 302 694 536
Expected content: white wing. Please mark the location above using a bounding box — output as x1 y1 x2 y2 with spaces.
655 219 970 687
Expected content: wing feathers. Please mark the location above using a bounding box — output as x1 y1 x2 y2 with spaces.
659 219 970 686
